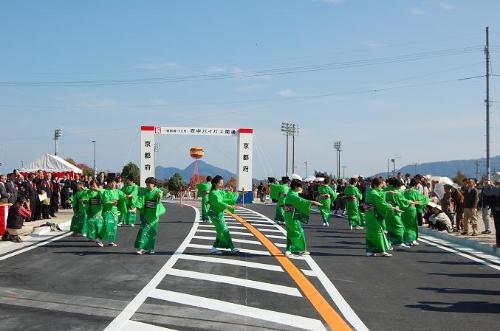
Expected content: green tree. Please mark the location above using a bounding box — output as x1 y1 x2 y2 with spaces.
168 173 183 194
453 170 467 184
65 158 77 166
121 162 140 184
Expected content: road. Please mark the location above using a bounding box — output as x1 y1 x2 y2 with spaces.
0 202 498 331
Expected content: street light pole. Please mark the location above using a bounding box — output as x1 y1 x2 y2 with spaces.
304 161 308 178
54 128 63 156
282 122 299 177
334 141 342 179
91 140 96 178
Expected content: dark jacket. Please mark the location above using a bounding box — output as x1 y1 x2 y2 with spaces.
0 182 9 203
6 180 18 204
464 187 479 209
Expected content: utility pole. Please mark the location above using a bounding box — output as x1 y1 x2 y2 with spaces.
485 26 491 180
475 159 481 180
334 141 342 179
304 161 309 178
54 128 63 156
281 122 299 177
342 165 347 179
387 159 390 178
413 162 418 176
91 140 96 178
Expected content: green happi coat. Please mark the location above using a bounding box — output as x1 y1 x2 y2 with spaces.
120 183 139 225
85 189 104 240
271 183 289 223
385 188 411 245
208 189 238 249
197 182 212 221
318 184 338 224
134 187 166 251
344 185 364 227
402 188 428 243
365 188 392 253
284 190 312 253
100 188 126 242
70 189 88 234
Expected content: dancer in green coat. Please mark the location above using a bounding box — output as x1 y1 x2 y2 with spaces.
385 178 413 248
135 177 166 255
403 178 427 246
85 180 104 242
98 178 126 247
365 177 401 257
208 175 239 254
284 178 322 256
197 176 212 222
70 182 88 236
120 175 139 227
271 178 290 225
317 178 338 227
345 177 364 229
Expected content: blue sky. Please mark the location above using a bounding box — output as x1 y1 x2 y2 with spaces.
1 0 500 178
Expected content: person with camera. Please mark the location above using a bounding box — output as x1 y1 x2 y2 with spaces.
4 195 32 243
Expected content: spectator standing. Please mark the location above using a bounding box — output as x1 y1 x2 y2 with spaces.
24 174 37 221
50 175 60 216
6 173 18 204
0 175 11 203
462 178 479 236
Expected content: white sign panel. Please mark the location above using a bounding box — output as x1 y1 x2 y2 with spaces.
160 127 238 136
140 130 156 186
237 129 253 191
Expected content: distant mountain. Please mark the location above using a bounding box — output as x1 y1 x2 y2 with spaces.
393 155 500 179
156 160 236 181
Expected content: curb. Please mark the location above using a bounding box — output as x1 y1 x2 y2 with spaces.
419 226 500 258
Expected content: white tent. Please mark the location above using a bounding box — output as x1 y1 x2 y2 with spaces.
21 154 82 174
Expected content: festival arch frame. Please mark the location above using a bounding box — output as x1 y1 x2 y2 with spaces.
140 125 254 201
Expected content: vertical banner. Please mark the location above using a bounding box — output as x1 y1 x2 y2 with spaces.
0 204 8 236
237 128 253 192
140 126 156 187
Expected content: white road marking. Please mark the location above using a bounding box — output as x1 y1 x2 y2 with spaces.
149 289 327 331
198 224 246 230
187 243 271 256
178 254 284 272
0 231 73 262
266 234 287 240
123 320 178 331
192 235 286 248
167 268 302 297
196 229 254 237
419 236 500 271
104 204 201 331
239 207 369 331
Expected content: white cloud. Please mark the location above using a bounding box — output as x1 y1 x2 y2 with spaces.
408 7 425 16
278 89 297 97
364 40 385 49
439 1 455 11
134 61 179 71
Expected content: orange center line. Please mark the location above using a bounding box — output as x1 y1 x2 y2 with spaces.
227 211 352 331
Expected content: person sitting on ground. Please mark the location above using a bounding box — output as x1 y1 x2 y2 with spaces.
427 202 453 233
4 195 32 243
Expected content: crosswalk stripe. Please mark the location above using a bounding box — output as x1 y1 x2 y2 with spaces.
178 254 283 272
149 289 327 331
198 224 246 230
196 229 254 237
192 235 286 248
122 320 178 331
167 268 302 297
187 243 271 256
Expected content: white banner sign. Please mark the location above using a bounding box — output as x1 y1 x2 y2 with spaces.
160 127 238 136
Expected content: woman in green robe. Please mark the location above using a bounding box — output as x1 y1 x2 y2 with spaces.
365 177 401 257
135 177 166 255
98 178 126 247
271 178 290 225
208 175 239 254
197 176 212 222
284 178 322 256
385 178 413 248
85 180 104 242
70 182 88 236
317 178 338 227
345 177 364 229
120 175 139 227
403 178 428 246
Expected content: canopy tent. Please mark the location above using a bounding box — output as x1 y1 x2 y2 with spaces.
426 175 455 199
21 154 82 177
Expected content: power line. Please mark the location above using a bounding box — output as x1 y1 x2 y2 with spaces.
0 46 482 87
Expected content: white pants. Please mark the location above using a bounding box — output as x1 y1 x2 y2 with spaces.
482 207 491 231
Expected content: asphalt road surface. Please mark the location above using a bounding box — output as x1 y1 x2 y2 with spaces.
0 202 498 331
